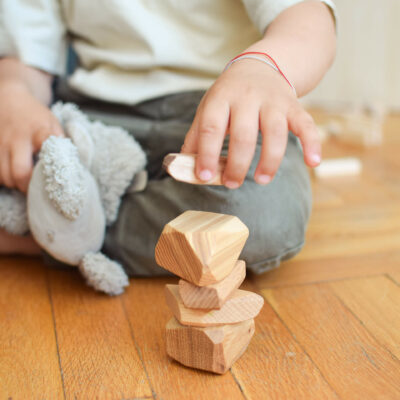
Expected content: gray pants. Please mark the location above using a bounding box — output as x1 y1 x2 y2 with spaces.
55 84 312 276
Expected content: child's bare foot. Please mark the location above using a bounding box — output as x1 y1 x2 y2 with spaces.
0 228 41 255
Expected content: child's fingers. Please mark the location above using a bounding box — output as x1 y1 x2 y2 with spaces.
195 99 230 181
11 141 33 193
33 127 53 152
32 120 64 152
0 149 15 188
288 108 321 167
181 121 199 154
223 105 259 188
181 96 207 154
255 109 288 184
52 120 64 137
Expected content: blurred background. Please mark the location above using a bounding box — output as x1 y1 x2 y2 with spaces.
304 0 400 112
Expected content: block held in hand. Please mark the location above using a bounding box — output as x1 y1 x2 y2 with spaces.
163 153 227 185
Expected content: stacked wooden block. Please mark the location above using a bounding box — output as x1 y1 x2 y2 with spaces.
155 210 264 374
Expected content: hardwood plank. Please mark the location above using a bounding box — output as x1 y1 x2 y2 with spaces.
298 209 400 262
254 251 400 289
330 276 400 359
48 269 152 400
311 180 343 209
263 284 400 399
231 281 338 400
0 257 64 399
121 277 245 400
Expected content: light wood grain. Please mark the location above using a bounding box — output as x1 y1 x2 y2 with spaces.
389 272 400 285
254 251 400 288
122 277 245 400
231 281 339 400
165 285 263 327
48 269 152 400
163 153 226 185
0 258 64 399
166 317 254 374
330 276 400 359
263 284 400 399
3 112 400 399
179 260 246 309
155 210 249 286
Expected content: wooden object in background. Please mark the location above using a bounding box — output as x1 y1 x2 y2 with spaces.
163 153 226 185
166 317 255 374
165 285 263 327
314 157 362 178
179 260 246 309
155 210 249 286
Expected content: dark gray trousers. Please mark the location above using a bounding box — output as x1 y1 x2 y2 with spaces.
55 83 312 276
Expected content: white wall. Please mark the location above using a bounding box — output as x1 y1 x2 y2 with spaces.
303 0 400 111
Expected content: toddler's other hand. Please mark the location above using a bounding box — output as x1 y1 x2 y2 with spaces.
0 81 63 192
181 60 321 188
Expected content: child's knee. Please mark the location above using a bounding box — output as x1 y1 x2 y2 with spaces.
199 176 312 275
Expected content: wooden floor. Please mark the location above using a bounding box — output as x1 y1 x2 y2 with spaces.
1 113 400 400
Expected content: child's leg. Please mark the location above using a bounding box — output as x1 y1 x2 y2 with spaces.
54 87 311 276
0 228 41 255
104 132 311 276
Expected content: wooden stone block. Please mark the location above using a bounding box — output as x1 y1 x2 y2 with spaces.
155 210 249 286
165 285 263 326
179 260 246 309
166 317 255 374
163 153 227 185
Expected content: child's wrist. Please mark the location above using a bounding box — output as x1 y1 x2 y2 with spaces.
224 51 296 96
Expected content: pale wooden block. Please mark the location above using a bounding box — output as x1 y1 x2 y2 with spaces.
314 157 362 178
165 285 263 327
166 317 255 374
155 210 249 286
179 260 246 309
163 153 227 185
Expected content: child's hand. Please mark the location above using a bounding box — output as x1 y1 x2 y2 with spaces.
181 60 321 188
0 81 63 192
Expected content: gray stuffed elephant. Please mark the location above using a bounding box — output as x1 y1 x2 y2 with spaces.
0 102 147 295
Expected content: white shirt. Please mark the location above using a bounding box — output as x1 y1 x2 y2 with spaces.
0 0 336 105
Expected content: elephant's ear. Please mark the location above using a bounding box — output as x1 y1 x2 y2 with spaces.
39 136 87 220
90 123 147 225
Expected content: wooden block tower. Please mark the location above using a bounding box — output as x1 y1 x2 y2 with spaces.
155 210 264 374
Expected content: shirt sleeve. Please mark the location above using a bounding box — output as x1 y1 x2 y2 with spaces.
241 0 337 34
0 0 67 75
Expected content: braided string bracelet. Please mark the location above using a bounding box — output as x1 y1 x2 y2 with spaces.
224 51 297 96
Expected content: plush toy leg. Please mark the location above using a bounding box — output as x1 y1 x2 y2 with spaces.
79 252 129 295
0 188 29 235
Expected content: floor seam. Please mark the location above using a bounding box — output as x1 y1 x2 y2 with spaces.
229 369 248 400
328 283 400 363
45 267 67 400
120 296 157 400
385 273 400 287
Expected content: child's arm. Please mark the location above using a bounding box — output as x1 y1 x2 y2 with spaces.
182 0 336 188
0 57 63 192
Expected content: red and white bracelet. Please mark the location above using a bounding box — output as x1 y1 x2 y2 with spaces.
224 51 297 96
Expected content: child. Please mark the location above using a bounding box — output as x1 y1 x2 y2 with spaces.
0 0 336 276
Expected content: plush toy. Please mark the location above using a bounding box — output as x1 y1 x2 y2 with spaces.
0 102 147 295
